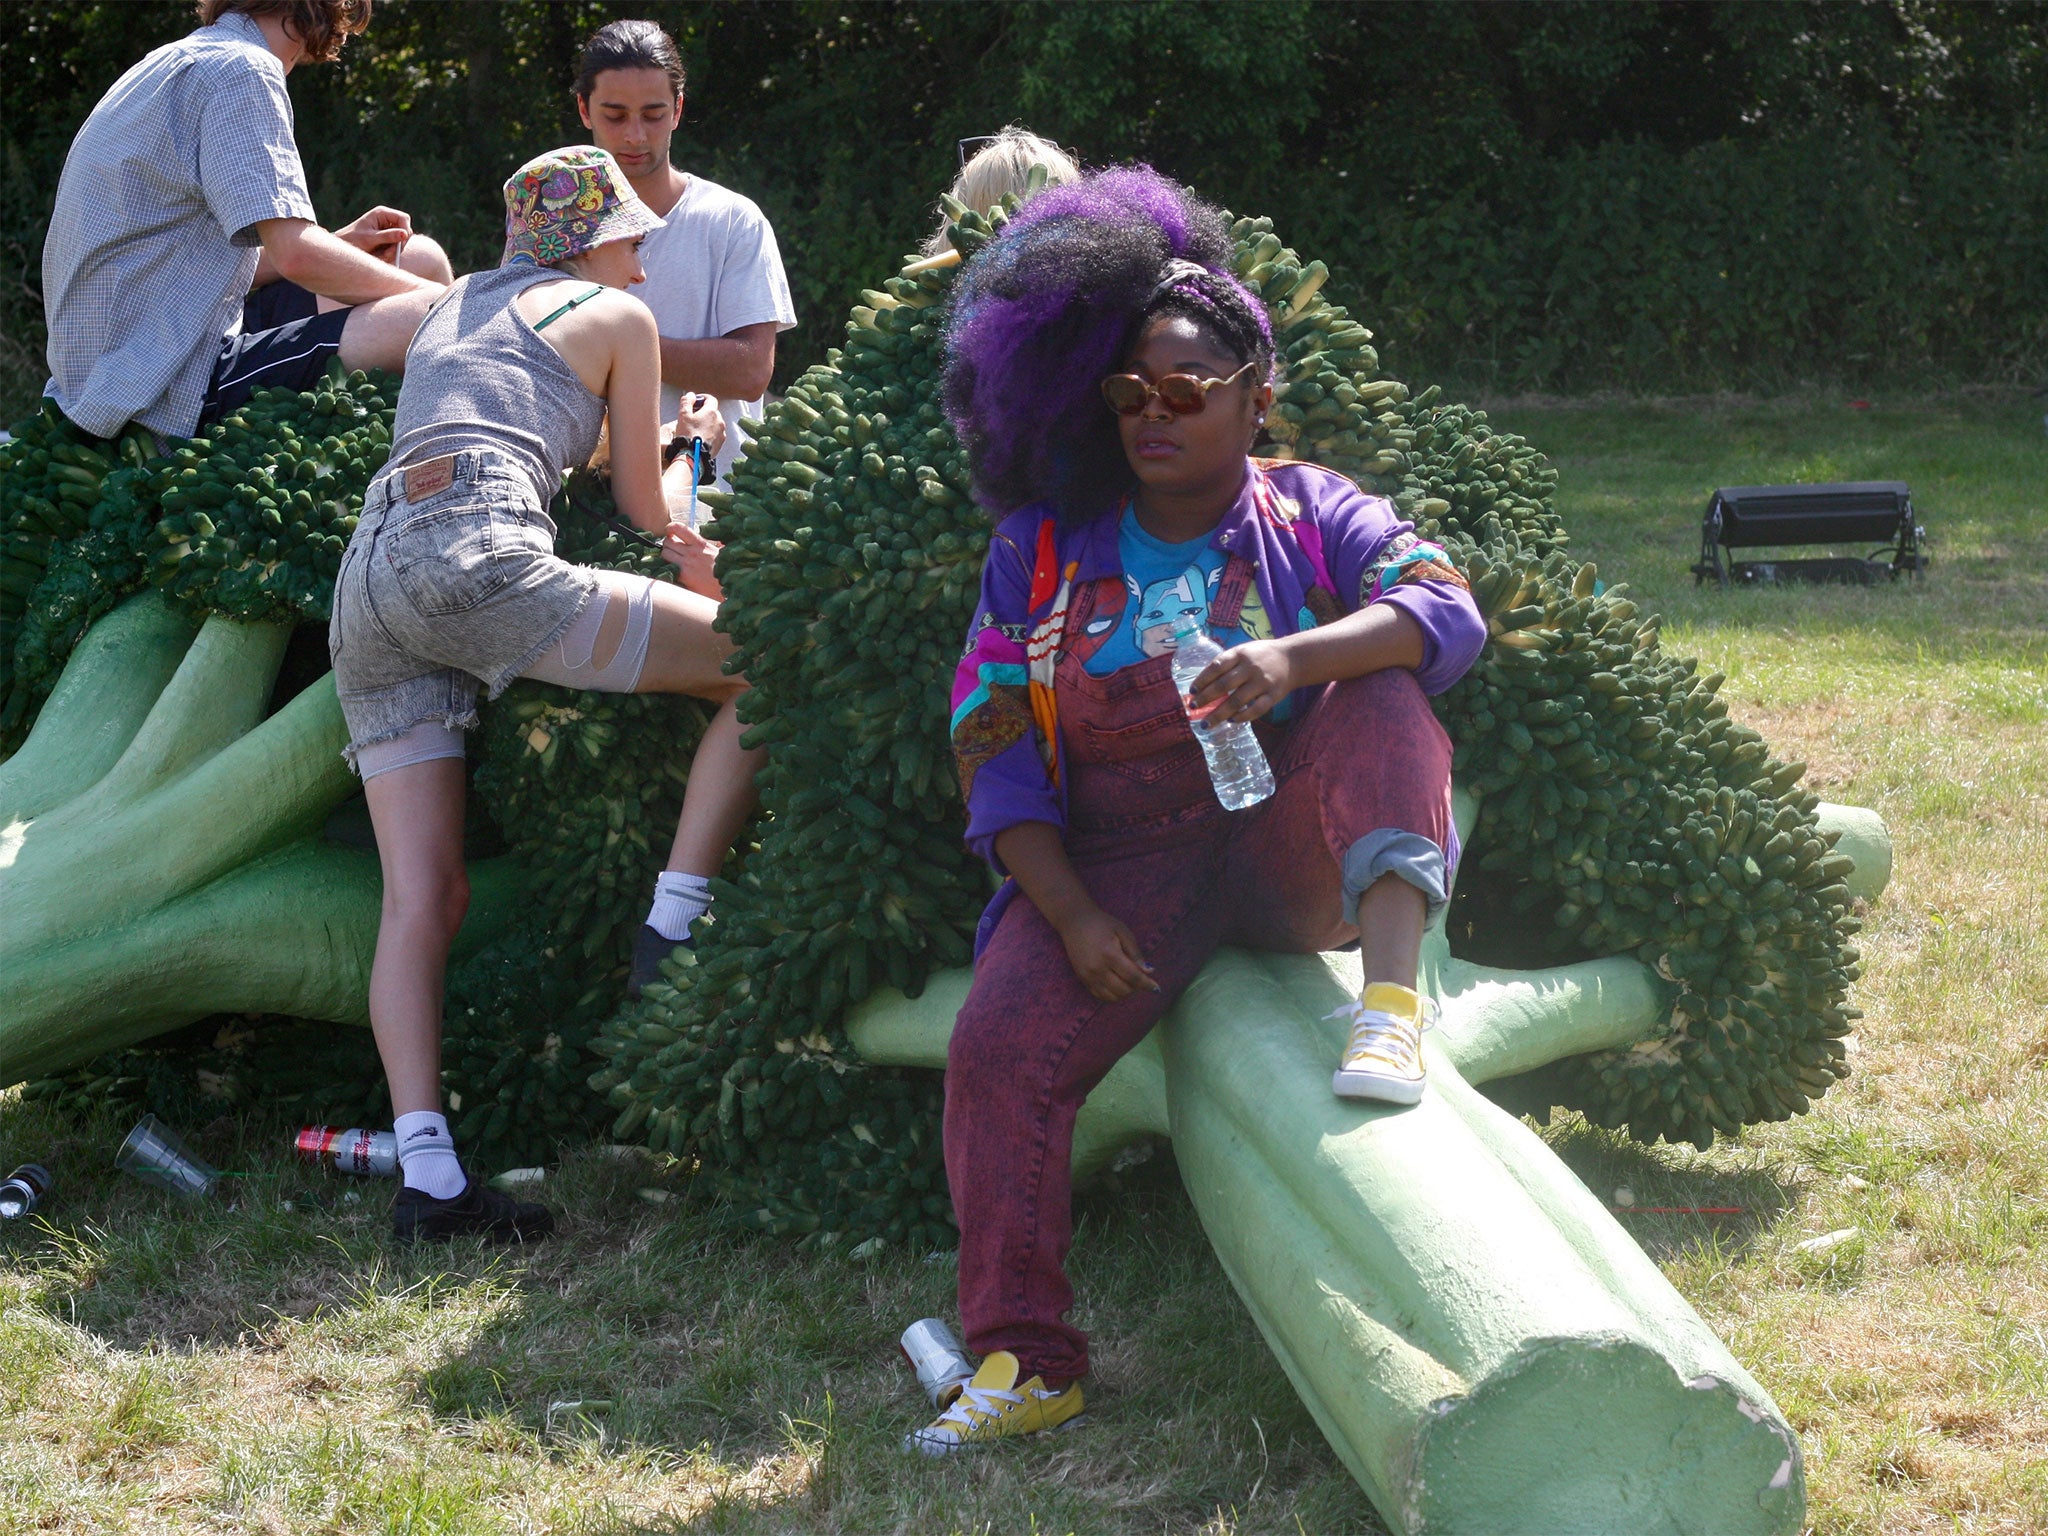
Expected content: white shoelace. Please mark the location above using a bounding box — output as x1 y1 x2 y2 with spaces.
1327 998 1435 1068
935 1381 1024 1431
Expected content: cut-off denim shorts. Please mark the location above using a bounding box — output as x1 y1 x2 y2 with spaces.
329 447 598 767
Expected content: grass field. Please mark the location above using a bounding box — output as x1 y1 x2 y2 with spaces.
2 391 2043 1534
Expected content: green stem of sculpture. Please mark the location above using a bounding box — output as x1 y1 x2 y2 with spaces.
1814 801 1890 902
0 592 200 821
1167 948 1800 1534
0 592 519 1083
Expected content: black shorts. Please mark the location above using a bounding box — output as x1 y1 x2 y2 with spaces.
242 278 323 333
201 284 350 428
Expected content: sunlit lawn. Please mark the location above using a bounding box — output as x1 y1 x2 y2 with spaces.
3 390 2043 1534
1516 390 2048 1535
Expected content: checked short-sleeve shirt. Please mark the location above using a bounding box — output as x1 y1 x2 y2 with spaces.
42 11 317 439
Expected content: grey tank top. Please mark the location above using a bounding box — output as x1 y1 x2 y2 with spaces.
384 264 609 507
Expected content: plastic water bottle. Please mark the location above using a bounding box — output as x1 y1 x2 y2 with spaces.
1170 615 1275 810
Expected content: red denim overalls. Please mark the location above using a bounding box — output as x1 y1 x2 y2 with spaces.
944 572 1457 1384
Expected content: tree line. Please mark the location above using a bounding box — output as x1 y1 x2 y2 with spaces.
3 0 2044 416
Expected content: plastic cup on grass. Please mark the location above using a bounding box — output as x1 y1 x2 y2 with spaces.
115 1114 220 1199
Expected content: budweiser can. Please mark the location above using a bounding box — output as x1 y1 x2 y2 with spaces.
295 1126 400 1178
899 1318 976 1407
0 1163 51 1220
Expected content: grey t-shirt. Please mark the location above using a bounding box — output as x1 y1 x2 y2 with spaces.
637 173 798 488
42 11 317 439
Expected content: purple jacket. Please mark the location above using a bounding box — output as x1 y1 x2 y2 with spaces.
949 458 1486 872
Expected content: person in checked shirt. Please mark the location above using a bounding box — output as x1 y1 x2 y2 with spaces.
42 0 446 443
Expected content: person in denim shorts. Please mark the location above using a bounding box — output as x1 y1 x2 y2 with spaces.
328 146 760 1244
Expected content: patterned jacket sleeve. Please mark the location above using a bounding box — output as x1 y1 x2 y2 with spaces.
950 523 1061 869
1312 476 1487 695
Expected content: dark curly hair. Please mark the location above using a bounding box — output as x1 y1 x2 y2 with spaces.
198 0 369 63
942 166 1274 520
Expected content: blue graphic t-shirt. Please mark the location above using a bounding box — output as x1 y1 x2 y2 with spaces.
1080 507 1278 684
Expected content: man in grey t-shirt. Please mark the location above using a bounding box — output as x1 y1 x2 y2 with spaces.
43 0 446 440
571 20 798 490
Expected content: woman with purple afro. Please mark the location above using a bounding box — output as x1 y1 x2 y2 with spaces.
914 167 1487 1454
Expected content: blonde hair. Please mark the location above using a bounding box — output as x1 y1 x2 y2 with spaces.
923 126 1081 254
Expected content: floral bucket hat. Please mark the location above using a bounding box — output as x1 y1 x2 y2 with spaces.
502 145 664 267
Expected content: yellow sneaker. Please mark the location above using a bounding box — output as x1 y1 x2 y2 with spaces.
1331 982 1428 1104
903 1350 1085 1456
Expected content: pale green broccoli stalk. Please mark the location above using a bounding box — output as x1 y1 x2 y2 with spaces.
0 589 520 1082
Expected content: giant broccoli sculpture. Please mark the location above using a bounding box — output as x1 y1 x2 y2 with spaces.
0 381 707 1164
589 199 1869 1228
0 197 1882 1533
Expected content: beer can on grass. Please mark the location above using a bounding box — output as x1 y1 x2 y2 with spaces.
295 1126 399 1178
0 1163 51 1220
899 1318 976 1407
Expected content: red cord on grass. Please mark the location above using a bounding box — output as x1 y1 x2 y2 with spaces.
1613 1205 1745 1215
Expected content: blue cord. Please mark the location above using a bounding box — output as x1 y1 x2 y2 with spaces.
688 437 703 529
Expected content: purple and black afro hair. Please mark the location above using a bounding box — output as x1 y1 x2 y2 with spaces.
941 166 1274 520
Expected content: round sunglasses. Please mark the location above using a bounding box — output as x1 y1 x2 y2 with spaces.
1100 359 1258 417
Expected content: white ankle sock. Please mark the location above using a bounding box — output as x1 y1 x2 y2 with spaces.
647 870 713 942
395 1110 466 1199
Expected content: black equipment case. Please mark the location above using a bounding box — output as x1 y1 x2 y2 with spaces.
1693 481 1927 586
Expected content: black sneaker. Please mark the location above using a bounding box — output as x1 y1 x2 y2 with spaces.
627 923 693 999
392 1177 555 1246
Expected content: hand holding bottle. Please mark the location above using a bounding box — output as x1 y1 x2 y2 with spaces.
1182 636 1295 724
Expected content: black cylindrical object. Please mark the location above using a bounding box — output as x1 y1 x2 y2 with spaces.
0 1163 52 1220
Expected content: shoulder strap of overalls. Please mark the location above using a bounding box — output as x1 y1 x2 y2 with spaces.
1209 555 1255 630
1025 514 1071 780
